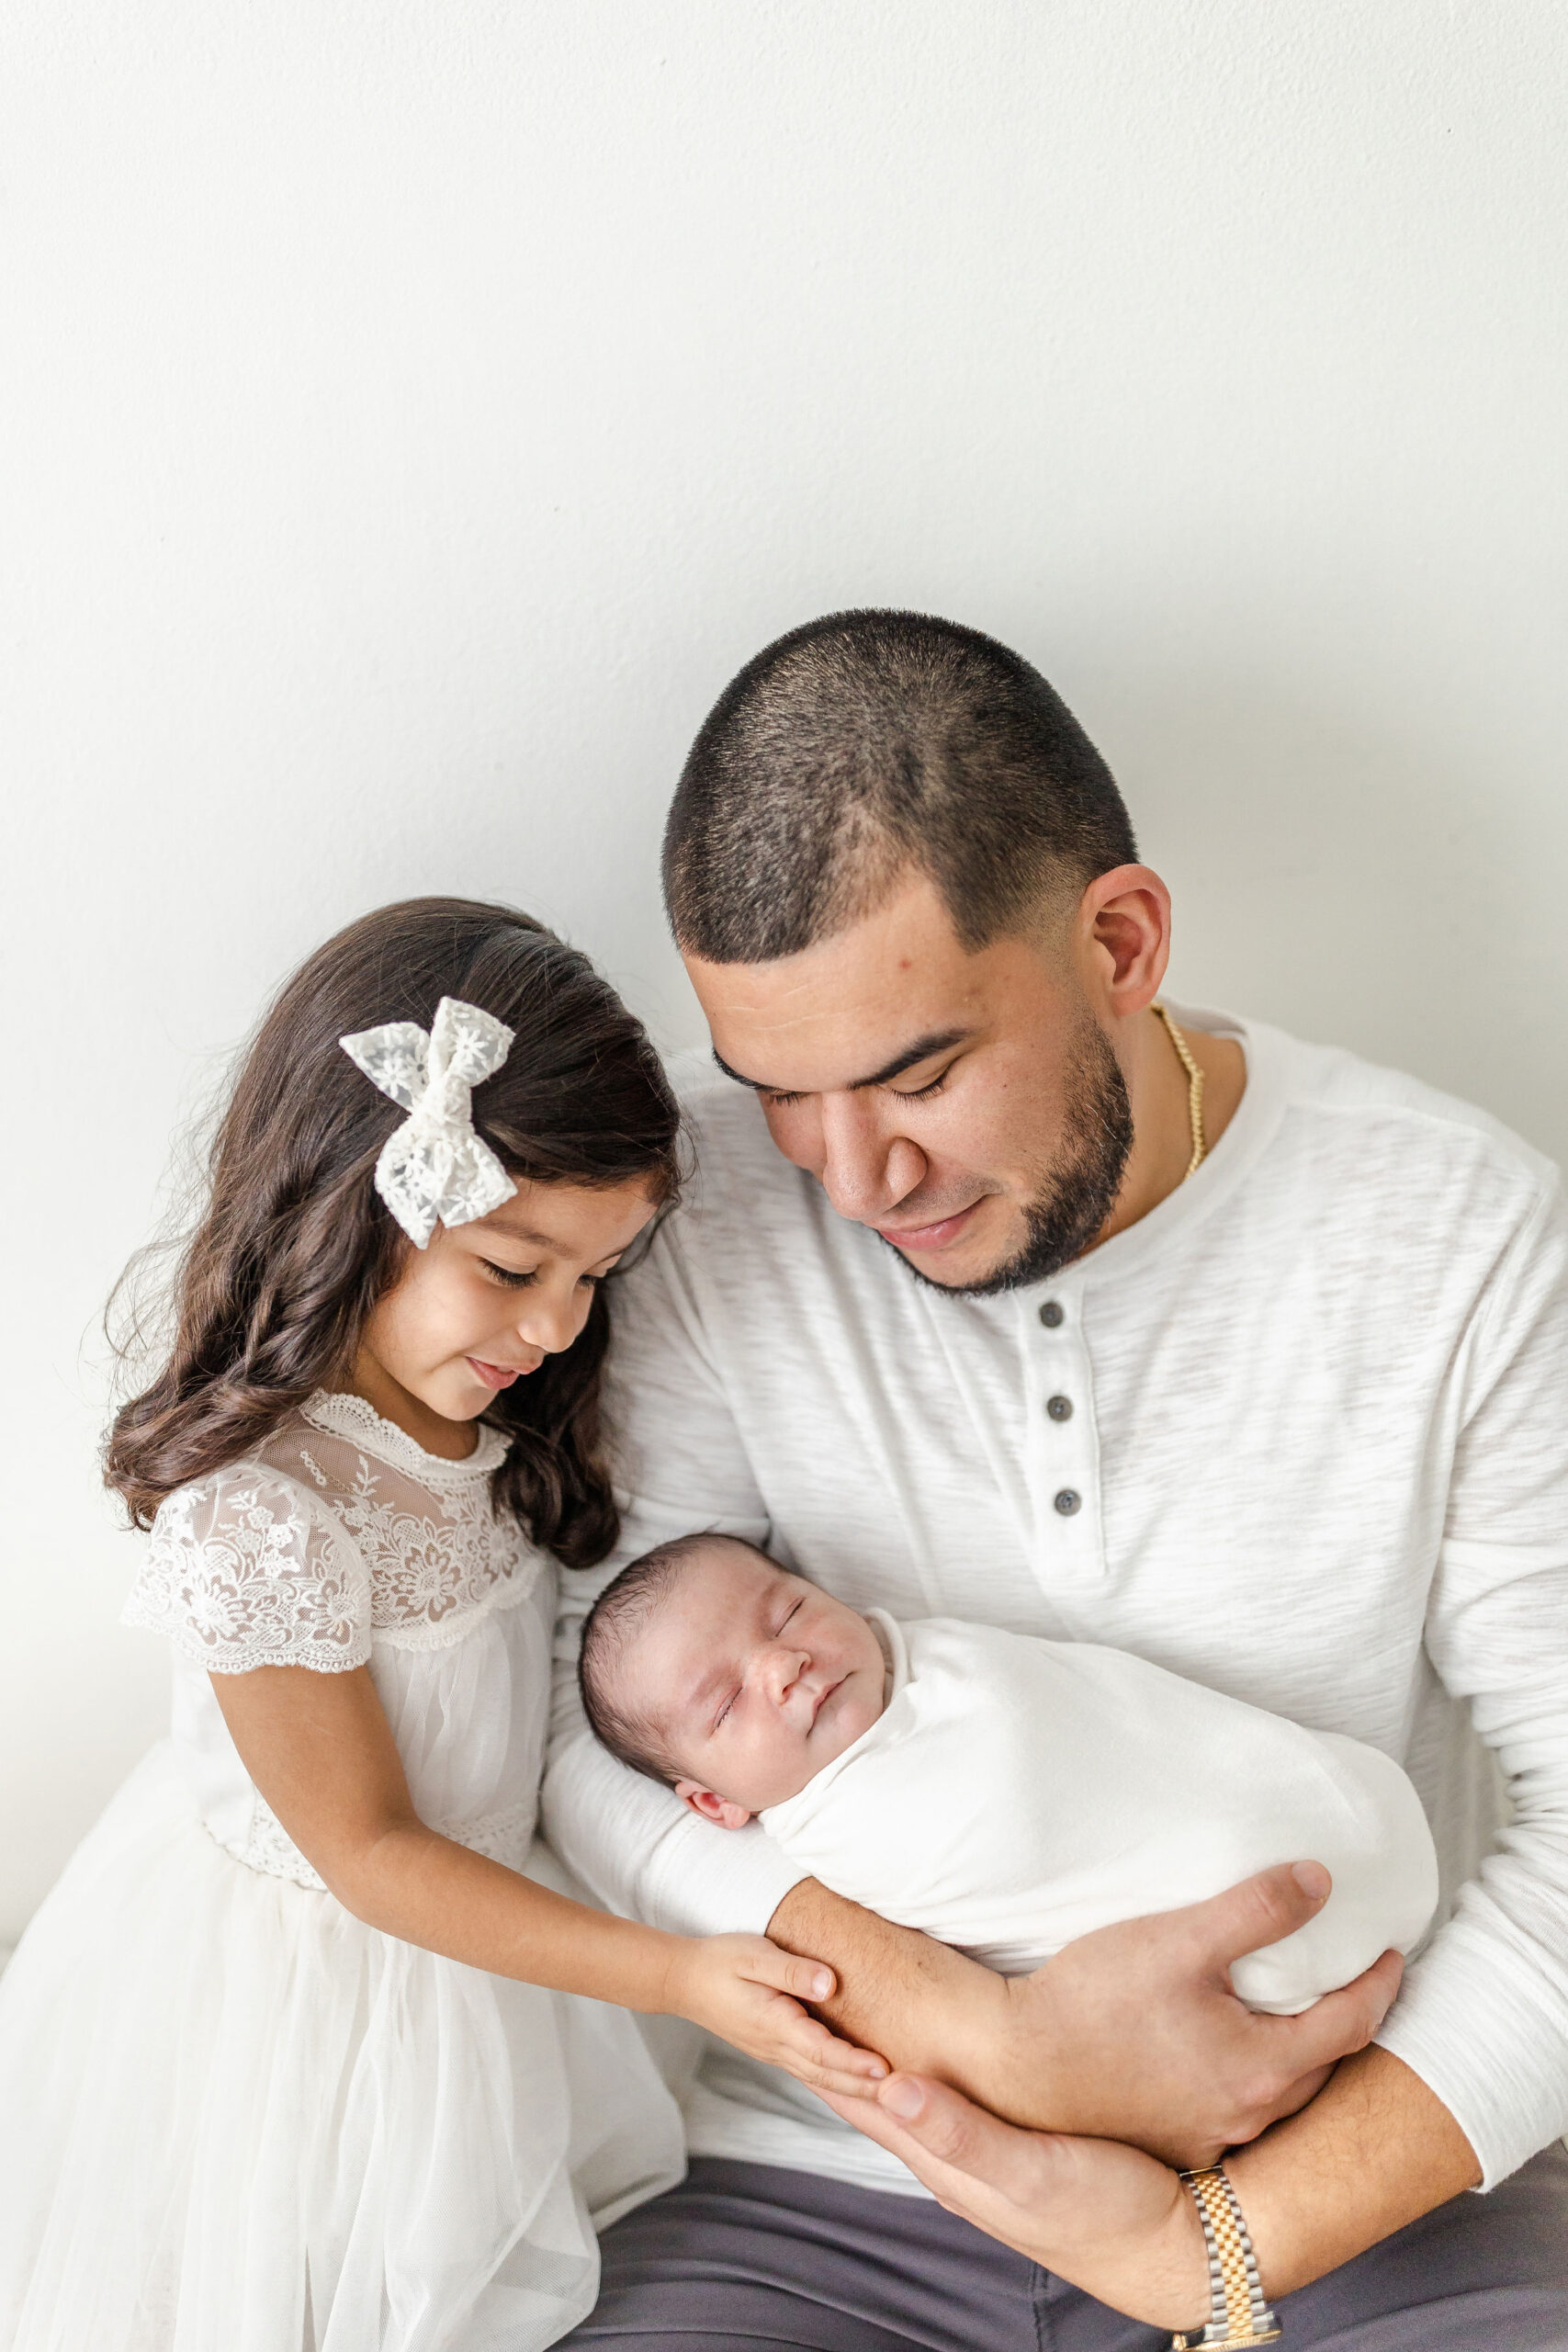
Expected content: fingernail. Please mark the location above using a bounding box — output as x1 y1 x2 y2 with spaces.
1292 1861 1330 1902
880 2076 924 2120
811 1970 832 1999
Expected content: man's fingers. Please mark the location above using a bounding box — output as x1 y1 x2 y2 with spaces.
1175 1860 1333 1973
1262 1949 1404 2075
817 2083 934 2153
818 2080 1066 2242
873 2075 1064 2209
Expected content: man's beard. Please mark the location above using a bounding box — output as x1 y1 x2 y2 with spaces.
889 1018 1134 1299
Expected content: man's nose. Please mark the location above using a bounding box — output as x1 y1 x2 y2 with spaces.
818 1098 927 1224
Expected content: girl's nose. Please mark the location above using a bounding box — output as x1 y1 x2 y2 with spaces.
517 1286 589 1357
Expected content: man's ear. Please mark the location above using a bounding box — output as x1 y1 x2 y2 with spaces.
675 1779 753 1830
1076 863 1171 1019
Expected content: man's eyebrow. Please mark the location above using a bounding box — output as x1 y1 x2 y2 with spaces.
712 1028 972 1096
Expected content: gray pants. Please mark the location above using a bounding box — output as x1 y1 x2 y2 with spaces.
566 2145 1568 2350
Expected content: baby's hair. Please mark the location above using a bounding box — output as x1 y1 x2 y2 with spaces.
104 896 682 1566
579 1532 773 1787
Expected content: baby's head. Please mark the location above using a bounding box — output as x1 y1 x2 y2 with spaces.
579 1534 887 1824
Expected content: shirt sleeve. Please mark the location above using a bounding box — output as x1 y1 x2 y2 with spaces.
1375 1176 1568 2187
541 1216 808 1939
122 1463 372 1674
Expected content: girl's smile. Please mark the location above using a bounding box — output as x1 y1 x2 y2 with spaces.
464 1353 541 1390
351 1176 660 1458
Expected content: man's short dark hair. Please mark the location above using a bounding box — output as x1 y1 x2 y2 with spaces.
662 609 1137 963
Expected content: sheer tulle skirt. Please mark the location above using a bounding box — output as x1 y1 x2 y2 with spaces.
0 1746 683 2352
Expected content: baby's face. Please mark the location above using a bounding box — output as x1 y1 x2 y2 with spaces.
629 1541 887 1822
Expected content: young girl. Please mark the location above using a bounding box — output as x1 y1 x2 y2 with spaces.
0 898 883 2352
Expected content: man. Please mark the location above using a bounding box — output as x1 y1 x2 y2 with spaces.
546 611 1568 2347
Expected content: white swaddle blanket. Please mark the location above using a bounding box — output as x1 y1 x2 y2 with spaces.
759 1612 1438 2012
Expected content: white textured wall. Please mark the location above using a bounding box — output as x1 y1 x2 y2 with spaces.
3 1 1565 1934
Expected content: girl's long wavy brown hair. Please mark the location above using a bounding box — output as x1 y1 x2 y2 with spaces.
105 898 682 1566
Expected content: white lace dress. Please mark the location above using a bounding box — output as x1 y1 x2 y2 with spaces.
0 1392 683 2352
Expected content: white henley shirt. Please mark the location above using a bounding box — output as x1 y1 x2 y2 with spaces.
544 1009 1568 2197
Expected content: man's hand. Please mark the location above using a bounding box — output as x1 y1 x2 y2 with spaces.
818 2073 1213 2333
820 2043 1482 2317
994 1863 1404 2165
770 1860 1404 2165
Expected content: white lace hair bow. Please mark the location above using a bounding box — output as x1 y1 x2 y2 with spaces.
339 996 518 1248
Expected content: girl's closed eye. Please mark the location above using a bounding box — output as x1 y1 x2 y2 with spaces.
481 1260 538 1289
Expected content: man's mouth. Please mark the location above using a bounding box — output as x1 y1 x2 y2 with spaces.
873 1200 983 1254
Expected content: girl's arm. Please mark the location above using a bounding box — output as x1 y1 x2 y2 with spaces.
212 1661 887 2098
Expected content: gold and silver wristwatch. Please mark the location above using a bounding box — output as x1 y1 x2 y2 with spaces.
1168 2165 1282 2348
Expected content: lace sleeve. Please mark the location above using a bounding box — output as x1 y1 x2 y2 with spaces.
122 1464 372 1673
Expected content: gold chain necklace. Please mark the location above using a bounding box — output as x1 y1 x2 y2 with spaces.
1152 1002 1207 1179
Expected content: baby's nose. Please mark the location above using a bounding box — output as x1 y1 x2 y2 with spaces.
763 1646 808 1702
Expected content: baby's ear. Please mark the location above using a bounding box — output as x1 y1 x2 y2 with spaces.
674 1779 753 1831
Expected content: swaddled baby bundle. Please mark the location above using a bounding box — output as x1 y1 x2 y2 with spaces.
759 1611 1438 2011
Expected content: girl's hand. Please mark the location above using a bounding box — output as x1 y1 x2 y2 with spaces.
663 1933 891 2099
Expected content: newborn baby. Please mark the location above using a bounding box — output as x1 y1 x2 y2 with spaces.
579 1533 1438 2013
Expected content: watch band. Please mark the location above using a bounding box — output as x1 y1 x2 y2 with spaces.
1168 2164 1282 2348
